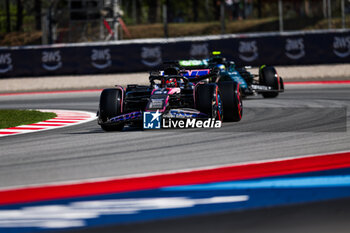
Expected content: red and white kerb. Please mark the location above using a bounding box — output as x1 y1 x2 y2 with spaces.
0 109 96 137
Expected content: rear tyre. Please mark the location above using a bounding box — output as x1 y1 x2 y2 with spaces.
259 66 280 98
195 83 223 121
99 88 124 131
218 81 243 122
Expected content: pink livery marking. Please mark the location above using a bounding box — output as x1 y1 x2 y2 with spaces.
167 88 181 94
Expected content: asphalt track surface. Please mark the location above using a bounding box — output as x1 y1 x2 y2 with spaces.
0 85 349 233
0 85 349 189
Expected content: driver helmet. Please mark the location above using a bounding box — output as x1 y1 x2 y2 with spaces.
166 78 178 87
216 64 226 71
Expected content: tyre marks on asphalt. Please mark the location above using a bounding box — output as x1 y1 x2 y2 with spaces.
0 110 97 137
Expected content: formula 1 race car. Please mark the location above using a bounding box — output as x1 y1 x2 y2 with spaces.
178 51 284 98
97 66 242 131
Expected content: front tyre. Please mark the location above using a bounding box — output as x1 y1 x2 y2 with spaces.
259 66 280 98
280 77 284 91
218 81 243 122
195 83 223 121
99 88 124 131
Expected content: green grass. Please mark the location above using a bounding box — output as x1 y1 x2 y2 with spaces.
0 109 56 129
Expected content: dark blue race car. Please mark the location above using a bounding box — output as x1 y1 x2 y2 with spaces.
97 65 242 131
178 51 284 98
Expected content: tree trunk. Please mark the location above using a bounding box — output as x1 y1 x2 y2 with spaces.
257 0 262 18
212 0 220 21
304 0 310 17
167 0 174 23
16 0 23 31
193 0 199 22
5 0 11 32
220 0 225 34
147 0 158 23
163 2 168 38
242 0 246 19
35 0 42 30
136 0 141 24
205 0 210 20
132 0 137 24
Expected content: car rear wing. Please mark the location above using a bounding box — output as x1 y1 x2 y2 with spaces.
149 68 220 86
162 60 209 70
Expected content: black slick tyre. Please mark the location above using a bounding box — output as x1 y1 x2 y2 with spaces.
259 66 280 98
99 88 124 131
195 83 223 121
280 77 284 91
218 81 243 122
